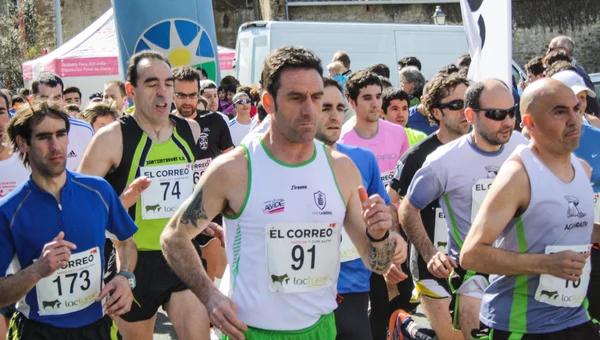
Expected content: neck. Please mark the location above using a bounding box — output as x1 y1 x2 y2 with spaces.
417 104 427 117
471 131 502 152
236 112 251 124
31 170 67 201
436 124 463 144
530 141 573 179
176 110 197 120
132 111 173 142
262 128 315 165
0 142 11 161
354 117 379 139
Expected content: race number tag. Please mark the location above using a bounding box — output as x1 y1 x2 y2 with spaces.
193 158 212 185
381 170 395 186
534 244 591 308
36 247 102 316
434 208 449 254
594 193 600 223
140 163 194 220
266 222 339 293
471 179 494 221
339 227 360 263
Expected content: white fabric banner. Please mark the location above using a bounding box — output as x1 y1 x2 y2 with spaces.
459 0 512 88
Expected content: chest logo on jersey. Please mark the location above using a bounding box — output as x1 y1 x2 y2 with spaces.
565 195 587 219
68 150 77 158
377 152 398 162
485 166 499 179
291 185 307 191
263 199 285 214
199 133 209 150
145 157 187 166
314 191 326 210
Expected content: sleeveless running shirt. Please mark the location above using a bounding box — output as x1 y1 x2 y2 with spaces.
105 115 201 251
339 119 410 186
407 132 528 263
0 152 30 198
481 146 593 334
223 138 346 331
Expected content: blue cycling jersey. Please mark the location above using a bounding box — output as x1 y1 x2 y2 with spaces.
0 170 137 328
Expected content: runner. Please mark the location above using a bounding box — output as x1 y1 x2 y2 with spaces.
31 72 94 171
160 46 397 340
393 73 470 340
339 69 410 340
201 80 230 123
77 51 211 340
462 78 600 339
0 102 138 339
316 76 407 339
228 92 254 146
381 87 427 146
401 79 528 340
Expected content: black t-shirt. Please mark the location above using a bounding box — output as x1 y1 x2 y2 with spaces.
390 133 444 281
194 110 234 159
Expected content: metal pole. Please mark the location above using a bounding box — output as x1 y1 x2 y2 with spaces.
54 0 63 46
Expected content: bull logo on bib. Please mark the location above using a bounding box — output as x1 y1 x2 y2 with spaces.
565 196 587 218
314 191 327 211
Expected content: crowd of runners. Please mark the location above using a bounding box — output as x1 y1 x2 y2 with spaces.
0 33 599 340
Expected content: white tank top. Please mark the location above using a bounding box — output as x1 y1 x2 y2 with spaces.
223 137 346 330
0 152 30 198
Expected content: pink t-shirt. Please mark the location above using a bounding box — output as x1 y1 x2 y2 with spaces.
339 119 409 186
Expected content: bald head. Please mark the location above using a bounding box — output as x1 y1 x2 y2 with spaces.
464 78 512 109
520 78 574 118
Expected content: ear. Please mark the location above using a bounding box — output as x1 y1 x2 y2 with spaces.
464 107 476 123
15 135 29 154
262 91 275 115
522 114 533 129
430 108 442 122
28 95 35 102
125 82 135 99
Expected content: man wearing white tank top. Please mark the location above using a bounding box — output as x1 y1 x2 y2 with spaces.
160 46 400 340
462 78 600 338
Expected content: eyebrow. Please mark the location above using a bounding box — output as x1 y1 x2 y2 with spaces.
551 105 570 111
144 76 175 84
35 129 68 138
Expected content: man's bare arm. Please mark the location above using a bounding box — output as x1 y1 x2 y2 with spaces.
77 121 121 177
112 238 137 272
0 268 41 307
399 199 437 264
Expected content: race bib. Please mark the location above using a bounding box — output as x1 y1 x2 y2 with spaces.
471 179 494 221
193 158 212 185
266 222 339 293
381 170 395 186
433 208 449 253
534 244 591 308
339 228 360 263
140 163 194 220
594 193 599 223
36 247 102 316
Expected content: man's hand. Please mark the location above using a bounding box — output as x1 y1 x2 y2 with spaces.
427 252 457 279
201 222 225 245
358 187 392 240
33 232 77 278
120 176 151 209
96 275 132 316
205 290 248 340
545 251 589 281
384 264 409 284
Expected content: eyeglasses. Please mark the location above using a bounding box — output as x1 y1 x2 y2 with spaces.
174 92 199 99
437 99 464 111
235 99 252 105
477 105 518 121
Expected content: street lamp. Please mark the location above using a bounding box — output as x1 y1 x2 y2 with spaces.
432 5 446 25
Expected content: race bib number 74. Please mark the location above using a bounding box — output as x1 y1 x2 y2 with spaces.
140 163 194 220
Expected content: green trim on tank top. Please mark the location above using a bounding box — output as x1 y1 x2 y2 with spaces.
325 144 347 205
223 143 252 220
442 194 463 248
259 139 317 168
509 216 528 334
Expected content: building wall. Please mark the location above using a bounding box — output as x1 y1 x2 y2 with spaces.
61 0 111 41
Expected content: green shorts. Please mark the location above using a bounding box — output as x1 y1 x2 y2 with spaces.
223 312 336 340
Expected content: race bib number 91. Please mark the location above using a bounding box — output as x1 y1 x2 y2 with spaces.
36 247 101 316
140 163 194 220
535 244 591 308
266 222 339 293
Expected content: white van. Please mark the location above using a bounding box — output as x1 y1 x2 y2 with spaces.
234 21 526 87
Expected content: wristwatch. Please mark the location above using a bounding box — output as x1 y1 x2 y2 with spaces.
117 270 136 289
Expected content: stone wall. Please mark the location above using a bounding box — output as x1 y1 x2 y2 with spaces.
61 0 111 41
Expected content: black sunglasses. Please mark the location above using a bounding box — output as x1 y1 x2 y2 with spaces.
235 99 252 105
437 99 464 111
478 105 518 121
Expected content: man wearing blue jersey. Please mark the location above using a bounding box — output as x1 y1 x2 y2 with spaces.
315 77 407 339
0 102 138 339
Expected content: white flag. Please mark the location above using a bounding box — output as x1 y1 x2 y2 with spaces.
459 0 512 89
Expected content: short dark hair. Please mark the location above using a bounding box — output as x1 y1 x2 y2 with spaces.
544 60 577 78
382 87 410 114
423 73 470 125
464 80 507 110
543 50 571 68
63 86 82 99
261 46 323 101
367 63 390 79
457 54 471 69
524 57 544 77
257 102 268 122
126 51 171 87
172 66 201 91
65 104 81 113
7 101 70 167
398 56 422 71
332 51 351 69
105 80 126 97
439 64 460 75
12 96 25 105
18 88 30 97
32 72 64 95
323 76 343 94
237 85 252 98
78 103 118 127
378 76 392 90
194 66 208 79
220 75 240 87
223 84 237 94
345 70 382 102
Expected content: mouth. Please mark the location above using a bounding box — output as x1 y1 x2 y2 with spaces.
156 102 168 110
565 129 580 137
48 155 64 162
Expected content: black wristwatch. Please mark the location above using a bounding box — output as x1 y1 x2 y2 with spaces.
366 229 390 243
117 270 136 289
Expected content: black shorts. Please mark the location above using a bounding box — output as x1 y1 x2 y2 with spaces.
587 246 600 321
334 292 372 340
472 321 600 340
120 249 192 322
7 312 112 340
0 304 16 319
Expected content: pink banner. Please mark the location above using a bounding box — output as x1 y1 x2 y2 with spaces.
22 64 33 81
56 57 120 77
219 53 235 71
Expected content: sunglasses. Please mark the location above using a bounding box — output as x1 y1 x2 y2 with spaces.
478 105 518 121
174 92 199 99
437 99 464 111
235 99 252 105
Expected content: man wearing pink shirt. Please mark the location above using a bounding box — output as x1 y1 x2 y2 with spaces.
339 69 410 340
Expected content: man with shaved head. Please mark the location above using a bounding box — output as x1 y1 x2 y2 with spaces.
462 78 600 338
400 78 528 339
